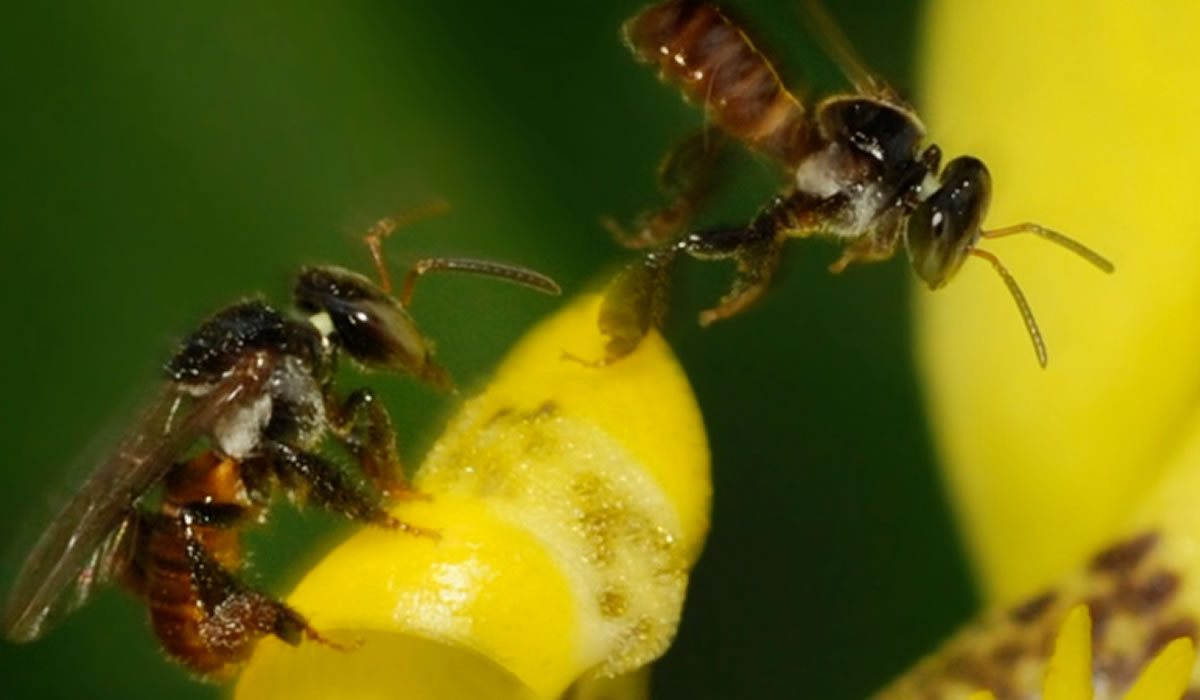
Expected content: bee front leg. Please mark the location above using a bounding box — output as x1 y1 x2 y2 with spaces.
265 440 436 538
324 387 422 502
827 226 901 274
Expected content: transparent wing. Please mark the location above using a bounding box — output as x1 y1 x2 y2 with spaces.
801 0 909 108
3 353 273 642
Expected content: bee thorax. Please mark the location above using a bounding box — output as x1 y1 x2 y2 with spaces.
265 356 328 447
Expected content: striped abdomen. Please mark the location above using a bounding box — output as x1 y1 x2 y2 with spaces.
624 1 812 165
143 453 256 676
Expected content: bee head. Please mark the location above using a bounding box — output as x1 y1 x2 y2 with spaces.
905 156 992 289
293 266 450 388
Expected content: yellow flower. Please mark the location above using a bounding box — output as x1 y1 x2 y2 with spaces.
884 0 1200 698
235 0 1200 696
967 606 1196 700
234 295 710 699
916 0 1200 605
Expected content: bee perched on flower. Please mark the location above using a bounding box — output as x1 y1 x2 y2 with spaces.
5 0 1198 698
237 0 1200 695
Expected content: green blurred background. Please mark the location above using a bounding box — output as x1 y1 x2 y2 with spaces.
0 0 975 697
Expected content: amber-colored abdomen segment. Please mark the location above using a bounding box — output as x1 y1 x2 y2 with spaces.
624 0 811 165
144 516 234 675
145 452 257 677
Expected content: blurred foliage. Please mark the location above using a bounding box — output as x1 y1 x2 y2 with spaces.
0 0 972 698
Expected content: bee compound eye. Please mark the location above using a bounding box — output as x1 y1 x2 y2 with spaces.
931 209 946 238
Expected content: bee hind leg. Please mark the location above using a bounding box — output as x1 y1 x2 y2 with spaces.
169 503 342 661
604 128 729 250
598 249 678 362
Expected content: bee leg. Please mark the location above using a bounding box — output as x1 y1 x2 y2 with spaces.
698 239 783 326
597 193 788 360
670 208 784 326
325 387 425 502
598 249 679 362
265 440 437 538
172 506 339 654
598 217 777 360
828 228 900 274
604 128 729 249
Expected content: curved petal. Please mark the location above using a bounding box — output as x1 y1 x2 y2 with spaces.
1042 606 1092 700
917 0 1200 603
235 296 711 699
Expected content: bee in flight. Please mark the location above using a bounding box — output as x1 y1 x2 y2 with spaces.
2 215 559 678
599 0 1113 365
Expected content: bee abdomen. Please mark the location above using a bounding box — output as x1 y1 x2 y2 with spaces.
143 449 255 675
624 1 811 164
144 522 234 674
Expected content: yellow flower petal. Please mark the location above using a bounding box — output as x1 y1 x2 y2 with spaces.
1124 637 1195 700
564 668 650 700
1043 606 1093 700
235 295 711 699
886 2 1200 697
917 0 1200 603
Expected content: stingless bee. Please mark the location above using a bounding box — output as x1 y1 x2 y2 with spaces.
599 0 1113 365
2 218 559 678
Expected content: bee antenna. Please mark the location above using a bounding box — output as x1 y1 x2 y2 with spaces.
970 248 1048 368
363 198 453 293
982 222 1115 273
400 257 561 309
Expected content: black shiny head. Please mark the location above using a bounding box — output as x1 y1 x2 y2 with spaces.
293 266 450 388
905 156 992 289
816 96 925 168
